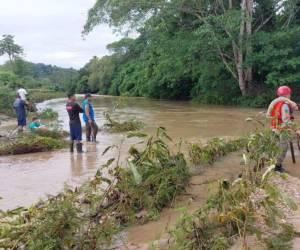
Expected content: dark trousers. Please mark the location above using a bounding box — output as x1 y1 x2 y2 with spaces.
86 121 98 141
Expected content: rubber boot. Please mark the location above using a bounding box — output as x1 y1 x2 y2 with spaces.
274 164 285 173
76 143 84 153
70 142 74 153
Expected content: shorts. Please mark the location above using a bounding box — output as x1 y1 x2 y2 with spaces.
17 117 26 126
69 122 82 141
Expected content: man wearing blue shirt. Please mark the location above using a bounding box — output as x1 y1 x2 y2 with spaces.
13 94 27 133
82 93 98 142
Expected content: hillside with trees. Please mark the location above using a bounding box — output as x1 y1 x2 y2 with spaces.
0 34 78 115
77 0 300 107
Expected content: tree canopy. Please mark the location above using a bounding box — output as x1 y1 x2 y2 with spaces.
78 0 300 106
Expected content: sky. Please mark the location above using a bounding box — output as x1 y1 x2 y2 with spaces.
0 0 121 69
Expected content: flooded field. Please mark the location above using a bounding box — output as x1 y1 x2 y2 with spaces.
0 96 263 210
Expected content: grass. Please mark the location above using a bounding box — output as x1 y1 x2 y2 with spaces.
188 137 247 166
168 129 297 249
0 134 67 156
0 127 190 249
37 108 59 120
32 129 69 139
0 86 64 117
103 111 144 133
0 128 295 249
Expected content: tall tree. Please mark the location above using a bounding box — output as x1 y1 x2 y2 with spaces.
0 35 23 64
83 0 298 96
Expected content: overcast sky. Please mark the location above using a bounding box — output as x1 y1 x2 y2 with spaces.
0 0 121 69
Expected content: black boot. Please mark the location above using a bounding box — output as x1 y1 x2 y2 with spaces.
86 136 91 142
70 142 74 153
76 143 84 153
274 164 285 173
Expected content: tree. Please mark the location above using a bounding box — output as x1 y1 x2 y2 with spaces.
0 35 23 64
83 0 298 96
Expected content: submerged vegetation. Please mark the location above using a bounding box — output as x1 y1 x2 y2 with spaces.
0 128 189 249
103 111 144 133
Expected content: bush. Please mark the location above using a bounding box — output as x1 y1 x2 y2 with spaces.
0 128 190 249
0 134 67 156
38 108 58 120
103 112 144 133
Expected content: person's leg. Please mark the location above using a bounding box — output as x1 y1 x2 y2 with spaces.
17 118 26 133
69 124 75 153
91 121 98 142
275 134 289 172
75 123 83 153
86 122 91 142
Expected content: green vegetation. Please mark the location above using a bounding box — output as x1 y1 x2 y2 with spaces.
37 108 59 120
188 138 247 165
168 129 296 249
32 129 69 140
77 0 300 107
0 134 67 156
103 111 144 133
0 35 77 116
0 127 295 249
0 128 189 249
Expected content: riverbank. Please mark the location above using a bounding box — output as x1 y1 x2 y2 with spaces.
0 87 65 117
2 127 300 249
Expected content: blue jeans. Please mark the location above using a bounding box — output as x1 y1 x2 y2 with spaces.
69 122 82 141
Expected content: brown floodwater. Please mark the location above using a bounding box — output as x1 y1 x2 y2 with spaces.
0 96 264 210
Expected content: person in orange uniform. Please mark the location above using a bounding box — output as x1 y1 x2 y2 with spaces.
267 86 298 172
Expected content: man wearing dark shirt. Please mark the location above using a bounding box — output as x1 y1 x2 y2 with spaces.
66 93 84 153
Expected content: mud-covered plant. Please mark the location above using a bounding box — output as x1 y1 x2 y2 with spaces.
104 127 190 221
188 137 246 165
32 128 69 139
0 134 67 155
0 127 190 249
103 97 144 133
103 111 144 133
168 130 297 250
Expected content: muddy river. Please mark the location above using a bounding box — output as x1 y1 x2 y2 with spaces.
0 96 263 210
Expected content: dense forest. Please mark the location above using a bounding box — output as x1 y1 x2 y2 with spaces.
76 0 300 107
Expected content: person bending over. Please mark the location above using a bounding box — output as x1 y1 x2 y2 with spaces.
66 93 84 153
29 117 46 131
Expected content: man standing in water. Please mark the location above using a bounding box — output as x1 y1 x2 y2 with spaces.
13 94 27 133
267 86 298 172
82 93 98 142
66 93 84 153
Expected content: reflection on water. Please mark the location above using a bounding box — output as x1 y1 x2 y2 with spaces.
0 96 261 210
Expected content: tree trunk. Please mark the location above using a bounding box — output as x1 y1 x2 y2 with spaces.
244 0 253 88
235 0 247 96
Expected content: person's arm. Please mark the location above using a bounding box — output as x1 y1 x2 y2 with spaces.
85 104 92 122
281 104 292 127
76 103 84 113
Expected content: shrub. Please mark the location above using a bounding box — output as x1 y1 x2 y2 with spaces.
38 108 58 120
